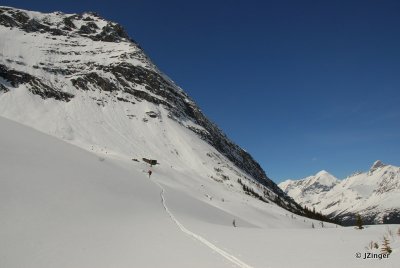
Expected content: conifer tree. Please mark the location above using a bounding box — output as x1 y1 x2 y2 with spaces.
381 236 392 254
356 214 363 229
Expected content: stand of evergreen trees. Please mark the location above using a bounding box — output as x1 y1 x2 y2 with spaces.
302 205 341 225
237 178 269 203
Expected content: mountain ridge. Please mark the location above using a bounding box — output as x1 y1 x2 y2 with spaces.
279 161 400 225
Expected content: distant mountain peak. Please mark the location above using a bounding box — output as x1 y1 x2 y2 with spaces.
370 160 386 172
316 170 328 175
313 170 338 186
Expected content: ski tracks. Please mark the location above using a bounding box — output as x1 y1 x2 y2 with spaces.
152 180 254 268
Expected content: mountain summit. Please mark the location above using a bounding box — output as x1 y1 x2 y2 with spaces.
370 160 386 173
0 6 301 212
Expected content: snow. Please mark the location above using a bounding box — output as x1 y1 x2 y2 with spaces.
0 116 236 268
0 14 149 83
279 171 340 209
279 165 400 223
1 6 400 267
155 181 252 268
1 116 399 268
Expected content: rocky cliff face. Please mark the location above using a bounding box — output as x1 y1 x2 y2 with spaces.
0 6 290 208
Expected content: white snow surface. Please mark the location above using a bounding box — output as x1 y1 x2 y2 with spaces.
1 116 400 268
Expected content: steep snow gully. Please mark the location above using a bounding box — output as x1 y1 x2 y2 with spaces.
151 179 253 268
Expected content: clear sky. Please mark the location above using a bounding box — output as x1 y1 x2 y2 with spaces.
3 0 400 182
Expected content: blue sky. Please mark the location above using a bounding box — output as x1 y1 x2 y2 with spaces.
3 0 400 182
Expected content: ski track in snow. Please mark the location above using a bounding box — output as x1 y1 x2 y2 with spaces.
152 180 254 268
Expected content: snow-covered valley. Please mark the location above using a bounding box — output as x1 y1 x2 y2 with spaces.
1 116 400 268
1 6 399 267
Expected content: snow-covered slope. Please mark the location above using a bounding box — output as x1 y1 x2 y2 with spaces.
0 116 239 268
279 162 400 225
0 6 290 209
2 112 400 268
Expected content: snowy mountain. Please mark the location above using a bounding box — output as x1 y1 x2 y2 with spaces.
0 6 289 204
279 170 340 207
279 161 400 225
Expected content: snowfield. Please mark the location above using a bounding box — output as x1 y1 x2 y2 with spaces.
1 116 399 268
0 6 399 268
